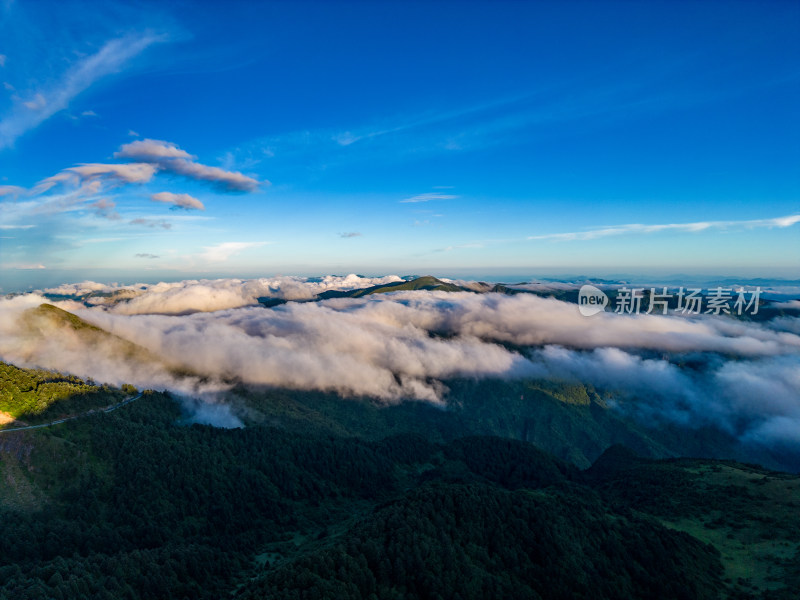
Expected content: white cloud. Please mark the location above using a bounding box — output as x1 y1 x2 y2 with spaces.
528 214 800 241
199 241 268 262
115 138 262 191
167 158 261 191
400 193 459 203
0 32 163 149
67 162 157 184
53 274 403 313
1 283 798 448
329 291 800 357
130 218 171 229
0 185 25 197
151 191 205 210
0 136 260 231
44 281 120 296
0 55 6 67
90 198 121 220
33 162 157 194
115 138 193 160
22 93 46 111
772 300 800 310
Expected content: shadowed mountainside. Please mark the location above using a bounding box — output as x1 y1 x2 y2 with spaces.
0 376 797 599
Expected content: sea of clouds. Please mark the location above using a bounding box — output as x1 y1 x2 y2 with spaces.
1 275 799 450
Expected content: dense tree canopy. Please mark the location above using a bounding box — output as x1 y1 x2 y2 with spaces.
0 366 798 599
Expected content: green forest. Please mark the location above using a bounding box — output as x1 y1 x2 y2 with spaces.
0 362 133 424
0 361 798 599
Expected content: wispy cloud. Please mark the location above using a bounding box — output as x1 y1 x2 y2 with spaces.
151 191 205 210
116 138 263 191
327 92 545 150
135 253 160 259
199 241 269 262
90 198 121 220
22 93 46 110
528 214 800 241
0 138 257 234
0 185 25 197
242 59 784 175
0 32 164 150
34 162 158 194
166 159 261 192
116 138 193 160
400 193 459 203
241 93 562 169
0 224 34 230
130 218 171 230
28 139 260 199
339 231 362 238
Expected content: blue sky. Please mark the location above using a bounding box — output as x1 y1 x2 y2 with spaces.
0 0 798 290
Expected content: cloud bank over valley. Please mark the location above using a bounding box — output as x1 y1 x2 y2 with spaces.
1 276 798 452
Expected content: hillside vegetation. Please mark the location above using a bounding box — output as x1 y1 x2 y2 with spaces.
0 367 798 599
0 361 133 427
231 377 789 472
20 303 161 366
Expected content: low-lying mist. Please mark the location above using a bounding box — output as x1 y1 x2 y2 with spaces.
1 276 799 452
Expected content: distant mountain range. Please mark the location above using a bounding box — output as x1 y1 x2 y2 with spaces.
27 275 800 321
